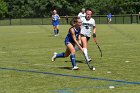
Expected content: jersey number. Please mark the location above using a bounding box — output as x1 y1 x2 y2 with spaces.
85 26 89 29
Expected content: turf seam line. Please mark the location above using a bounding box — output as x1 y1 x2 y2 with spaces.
53 83 126 93
0 67 140 85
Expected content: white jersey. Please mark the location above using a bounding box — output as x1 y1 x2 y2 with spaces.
78 12 86 19
81 17 95 37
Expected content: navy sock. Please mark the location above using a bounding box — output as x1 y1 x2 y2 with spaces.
57 29 59 34
70 54 76 67
54 30 57 35
56 53 65 58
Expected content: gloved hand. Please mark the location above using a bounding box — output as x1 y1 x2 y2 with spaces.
93 33 96 38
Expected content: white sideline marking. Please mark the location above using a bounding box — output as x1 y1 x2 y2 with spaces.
109 86 115 89
0 52 6 53
26 32 42 33
33 64 44 66
125 61 130 63
107 71 111 74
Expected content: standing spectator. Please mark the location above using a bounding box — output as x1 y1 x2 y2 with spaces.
52 10 60 36
139 12 140 20
107 13 112 24
65 15 69 24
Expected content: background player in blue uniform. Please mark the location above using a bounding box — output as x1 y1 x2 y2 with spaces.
51 17 83 70
107 13 112 24
52 10 60 36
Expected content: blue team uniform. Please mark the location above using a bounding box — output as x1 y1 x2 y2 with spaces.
52 27 81 69
65 27 81 45
52 14 59 26
107 13 112 19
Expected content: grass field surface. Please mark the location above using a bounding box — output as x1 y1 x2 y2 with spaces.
0 24 140 93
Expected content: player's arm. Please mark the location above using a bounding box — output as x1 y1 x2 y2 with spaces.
93 26 96 38
78 13 80 17
78 27 82 44
78 33 82 45
52 15 54 20
69 28 83 51
57 14 60 19
93 26 96 34
92 19 96 38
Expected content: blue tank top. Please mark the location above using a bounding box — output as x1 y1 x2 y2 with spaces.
65 27 81 43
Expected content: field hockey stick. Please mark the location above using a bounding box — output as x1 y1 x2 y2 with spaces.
83 53 95 70
93 34 103 57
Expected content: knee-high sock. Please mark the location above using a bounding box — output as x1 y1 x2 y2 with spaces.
57 29 59 34
54 30 57 35
56 52 65 58
70 54 76 67
83 48 89 61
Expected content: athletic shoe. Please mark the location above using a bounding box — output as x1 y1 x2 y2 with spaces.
72 66 79 70
88 58 92 62
56 34 59 36
85 58 92 64
51 52 57 61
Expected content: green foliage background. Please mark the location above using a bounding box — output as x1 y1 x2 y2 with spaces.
0 0 7 18
1 0 140 18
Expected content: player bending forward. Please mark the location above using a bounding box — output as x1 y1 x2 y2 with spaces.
51 17 83 70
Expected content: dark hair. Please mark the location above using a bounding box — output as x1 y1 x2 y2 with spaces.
85 8 94 14
70 17 80 26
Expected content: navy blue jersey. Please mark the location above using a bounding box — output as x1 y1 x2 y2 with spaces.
65 27 81 45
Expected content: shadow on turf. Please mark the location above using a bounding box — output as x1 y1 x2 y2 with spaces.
65 60 84 63
58 66 72 70
58 60 85 70
58 60 84 70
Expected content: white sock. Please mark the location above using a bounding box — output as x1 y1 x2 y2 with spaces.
83 48 89 61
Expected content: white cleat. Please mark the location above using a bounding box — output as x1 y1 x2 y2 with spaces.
51 52 57 61
72 66 79 70
88 58 92 62
85 58 92 64
56 34 59 36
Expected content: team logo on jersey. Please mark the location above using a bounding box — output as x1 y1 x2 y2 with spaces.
83 23 92 29
83 23 92 26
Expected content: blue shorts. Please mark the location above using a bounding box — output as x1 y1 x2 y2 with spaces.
52 21 59 26
64 37 74 46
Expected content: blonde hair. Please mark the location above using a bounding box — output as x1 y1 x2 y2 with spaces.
82 8 85 12
53 10 57 13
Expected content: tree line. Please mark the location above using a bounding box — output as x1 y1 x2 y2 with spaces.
0 0 140 18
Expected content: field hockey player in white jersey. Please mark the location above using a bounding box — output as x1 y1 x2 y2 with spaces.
80 8 96 62
78 8 86 20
